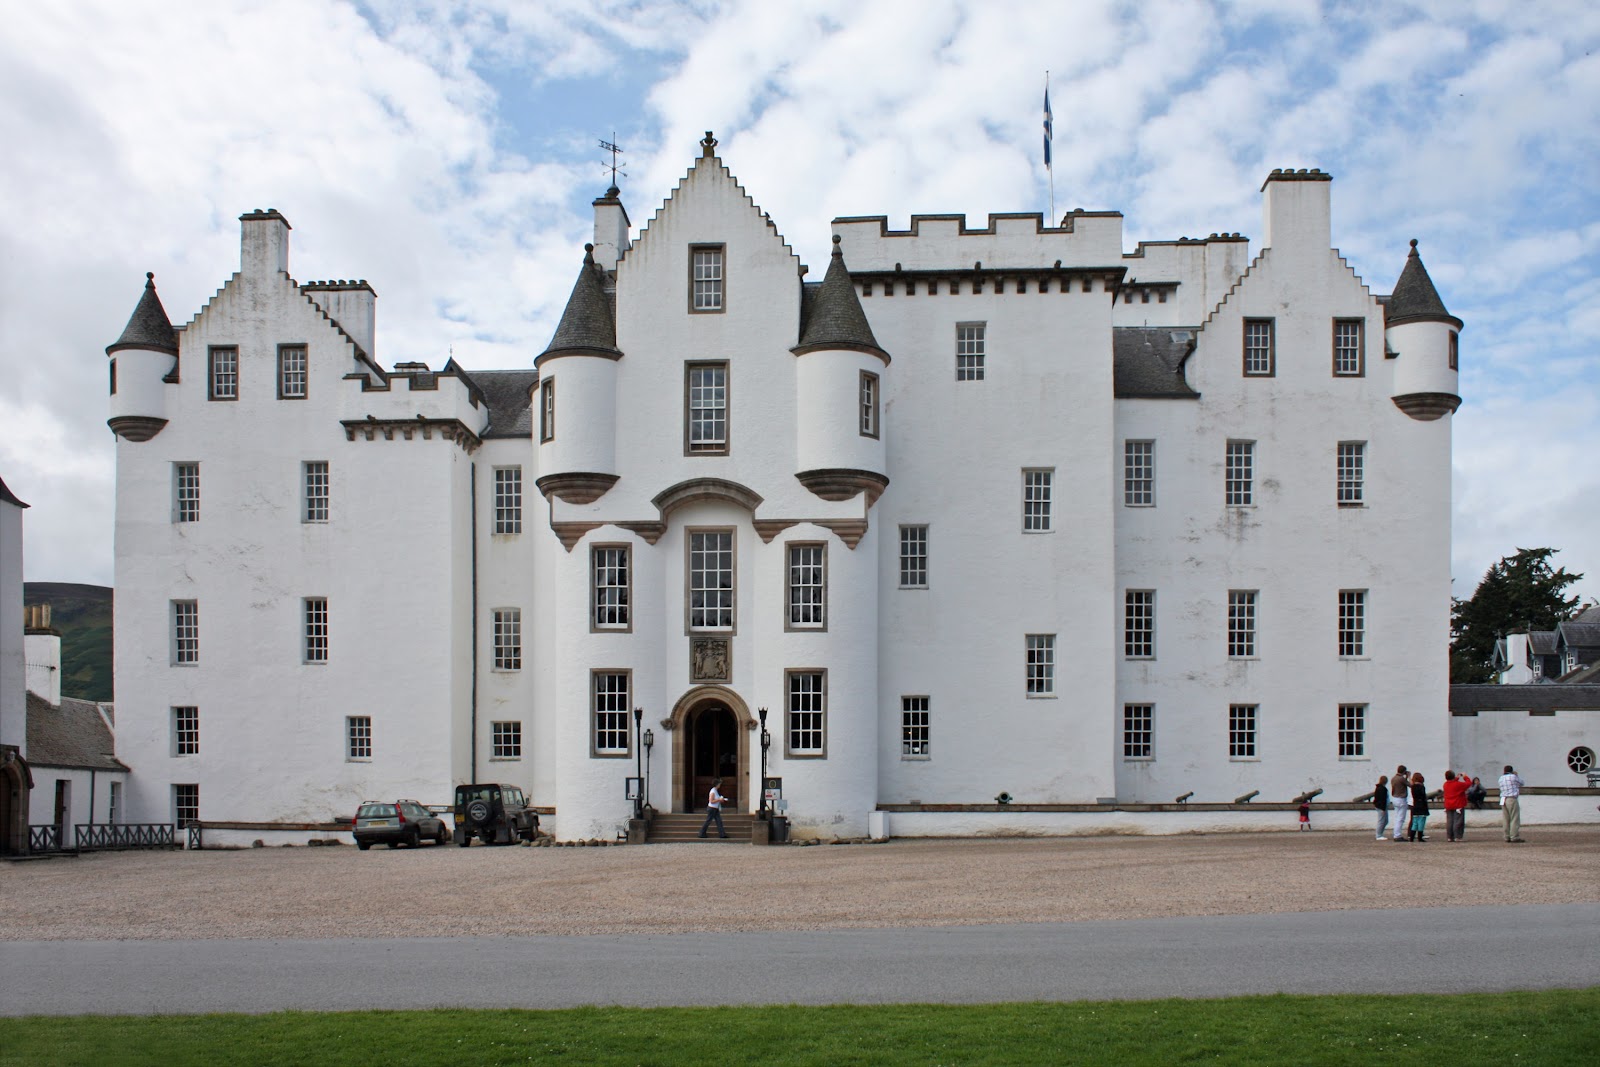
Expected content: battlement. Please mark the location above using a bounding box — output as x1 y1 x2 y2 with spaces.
834 209 1125 272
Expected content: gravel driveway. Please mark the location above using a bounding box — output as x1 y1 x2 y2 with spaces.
3 826 1595 942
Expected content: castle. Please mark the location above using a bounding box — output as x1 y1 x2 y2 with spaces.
102 134 1464 841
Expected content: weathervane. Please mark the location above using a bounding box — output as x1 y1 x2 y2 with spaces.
599 134 625 193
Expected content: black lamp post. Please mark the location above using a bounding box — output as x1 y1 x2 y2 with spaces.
632 707 644 820
642 728 654 815
758 706 771 820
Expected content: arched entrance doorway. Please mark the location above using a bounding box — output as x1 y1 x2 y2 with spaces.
667 687 752 813
1 748 33 855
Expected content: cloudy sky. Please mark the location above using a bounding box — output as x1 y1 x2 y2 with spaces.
1 0 1596 604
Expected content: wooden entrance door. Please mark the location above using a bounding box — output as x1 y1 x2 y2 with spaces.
687 704 738 810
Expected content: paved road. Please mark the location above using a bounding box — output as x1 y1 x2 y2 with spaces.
3 904 1596 1016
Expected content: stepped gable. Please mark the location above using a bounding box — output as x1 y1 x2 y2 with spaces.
622 131 798 268
793 236 886 359
25 692 126 771
1114 328 1200 399
1385 239 1461 329
106 273 179 356
538 245 619 362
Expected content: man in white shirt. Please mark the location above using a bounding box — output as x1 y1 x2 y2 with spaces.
1498 764 1526 843
698 778 728 839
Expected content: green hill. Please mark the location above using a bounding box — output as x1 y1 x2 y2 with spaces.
23 583 113 702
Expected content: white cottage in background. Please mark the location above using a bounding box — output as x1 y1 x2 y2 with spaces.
105 136 1462 841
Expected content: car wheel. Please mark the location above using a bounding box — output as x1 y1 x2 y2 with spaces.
408 827 421 848
435 825 448 845
386 841 399 849
357 841 371 851
457 836 470 847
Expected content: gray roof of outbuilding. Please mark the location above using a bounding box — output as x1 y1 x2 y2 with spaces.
1557 620 1600 653
539 246 619 360
1450 684 1600 714
1528 631 1559 654
106 273 180 356
794 237 885 357
1384 240 1461 329
473 370 539 438
25 693 127 771
1113 328 1200 398
0 473 26 508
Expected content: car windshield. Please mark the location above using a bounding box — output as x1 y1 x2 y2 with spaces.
357 803 396 818
457 786 501 805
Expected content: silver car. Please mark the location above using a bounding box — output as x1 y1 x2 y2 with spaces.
352 799 448 850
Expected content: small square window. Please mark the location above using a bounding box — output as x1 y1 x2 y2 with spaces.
492 720 522 760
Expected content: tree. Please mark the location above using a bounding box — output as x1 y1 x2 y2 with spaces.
1450 547 1584 683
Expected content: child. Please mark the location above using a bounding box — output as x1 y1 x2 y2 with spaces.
1297 801 1311 831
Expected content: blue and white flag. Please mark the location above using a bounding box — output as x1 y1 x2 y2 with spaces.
1043 84 1053 169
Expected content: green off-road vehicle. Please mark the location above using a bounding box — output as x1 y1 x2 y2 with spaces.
453 783 539 846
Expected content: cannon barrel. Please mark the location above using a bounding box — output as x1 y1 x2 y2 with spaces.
1234 790 1259 804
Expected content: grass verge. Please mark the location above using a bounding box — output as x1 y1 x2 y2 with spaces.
3 990 1597 1066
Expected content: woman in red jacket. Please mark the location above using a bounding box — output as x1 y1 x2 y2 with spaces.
1441 769 1472 842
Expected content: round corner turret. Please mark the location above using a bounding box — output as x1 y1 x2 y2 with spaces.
106 272 178 442
1385 240 1461 421
534 248 622 503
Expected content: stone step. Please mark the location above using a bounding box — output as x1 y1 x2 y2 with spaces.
647 813 753 843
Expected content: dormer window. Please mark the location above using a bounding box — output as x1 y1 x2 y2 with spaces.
691 245 724 312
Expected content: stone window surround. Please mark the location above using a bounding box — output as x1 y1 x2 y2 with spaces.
1124 440 1155 507
591 669 633 759
591 544 632 633
303 460 329 523
1242 319 1275 377
173 462 200 524
277 343 309 399
785 668 827 758
684 361 730 456
785 540 827 632
208 346 239 401
860 370 879 439
539 378 555 443
493 466 523 535
685 526 736 635
1332 319 1364 377
689 244 725 313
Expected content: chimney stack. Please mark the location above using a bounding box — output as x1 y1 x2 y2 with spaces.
240 208 291 278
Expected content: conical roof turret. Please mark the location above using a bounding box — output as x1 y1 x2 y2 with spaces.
1385 240 1461 329
106 272 179 356
537 245 619 364
793 236 887 360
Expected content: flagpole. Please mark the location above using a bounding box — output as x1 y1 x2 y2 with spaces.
1044 71 1055 224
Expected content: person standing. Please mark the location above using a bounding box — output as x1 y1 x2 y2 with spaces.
1372 774 1390 841
698 777 728 839
1498 764 1526 842
1390 766 1410 843
1408 772 1430 842
1297 801 1311 831
1441 769 1471 842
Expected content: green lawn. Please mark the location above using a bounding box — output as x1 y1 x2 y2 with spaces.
4 990 1596 1066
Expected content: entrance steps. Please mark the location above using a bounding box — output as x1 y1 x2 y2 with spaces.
646 812 753 843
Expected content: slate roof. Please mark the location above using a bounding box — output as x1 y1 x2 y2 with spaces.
473 370 539 438
1528 631 1559 655
794 237 885 357
1451 684 1600 714
25 693 127 771
539 246 619 360
1384 240 1461 329
106 273 180 356
0 473 26 508
1113 328 1200 399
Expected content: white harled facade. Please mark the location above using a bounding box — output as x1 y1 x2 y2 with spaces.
105 137 1462 840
